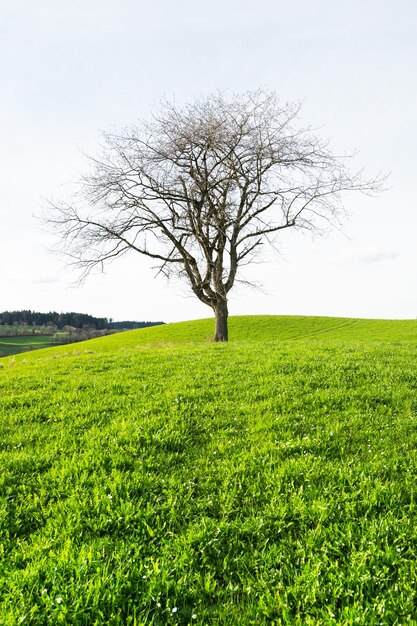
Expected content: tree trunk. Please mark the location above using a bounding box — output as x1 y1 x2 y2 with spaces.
213 298 229 342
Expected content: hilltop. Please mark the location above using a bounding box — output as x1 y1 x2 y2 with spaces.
3 315 417 363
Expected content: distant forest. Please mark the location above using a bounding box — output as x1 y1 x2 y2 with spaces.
0 310 164 330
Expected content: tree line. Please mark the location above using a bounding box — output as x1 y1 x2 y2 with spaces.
0 310 164 331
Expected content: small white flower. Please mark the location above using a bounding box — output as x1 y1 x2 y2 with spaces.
108 494 112 499
192 614 197 619
172 607 178 613
142 575 147 579
56 596 63 604
157 602 161 608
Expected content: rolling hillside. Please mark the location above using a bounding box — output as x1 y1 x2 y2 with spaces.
3 315 417 363
1 316 417 624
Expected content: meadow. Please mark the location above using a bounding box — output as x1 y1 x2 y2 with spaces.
0 336 59 358
1 316 417 624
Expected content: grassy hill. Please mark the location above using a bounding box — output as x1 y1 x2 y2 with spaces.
4 314 417 361
1 316 417 624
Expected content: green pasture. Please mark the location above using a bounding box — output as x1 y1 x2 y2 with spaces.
1 316 417 624
0 335 58 358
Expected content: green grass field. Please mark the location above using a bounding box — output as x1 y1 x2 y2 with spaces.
1 316 417 624
0 336 58 358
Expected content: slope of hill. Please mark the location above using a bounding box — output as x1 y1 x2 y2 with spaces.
3 315 417 363
1 316 417 624
55 313 417 348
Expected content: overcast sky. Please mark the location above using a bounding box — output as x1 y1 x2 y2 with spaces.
1 0 416 322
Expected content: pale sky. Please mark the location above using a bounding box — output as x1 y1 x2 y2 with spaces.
1 0 416 322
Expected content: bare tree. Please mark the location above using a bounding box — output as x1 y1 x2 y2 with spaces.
47 90 384 341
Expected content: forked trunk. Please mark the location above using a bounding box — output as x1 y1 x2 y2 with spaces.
213 298 229 342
